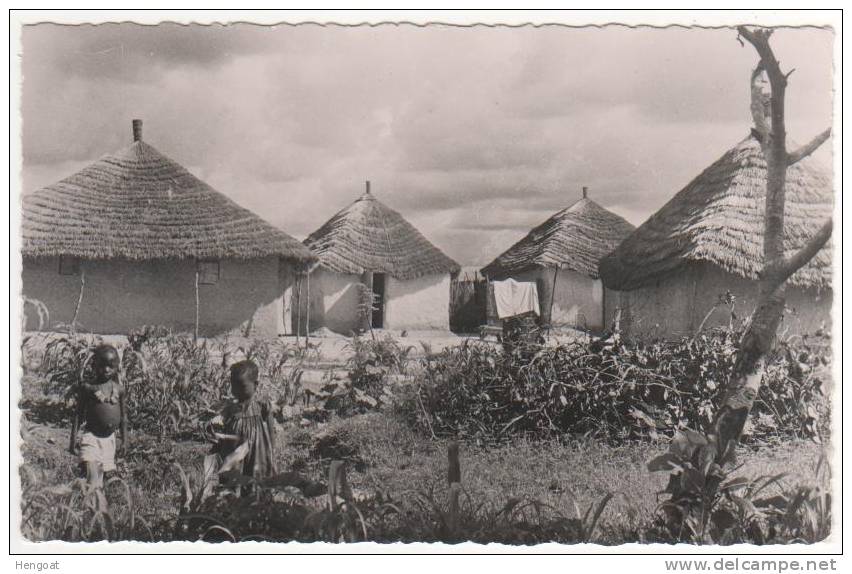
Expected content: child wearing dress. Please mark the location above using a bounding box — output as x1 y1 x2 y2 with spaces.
69 344 128 488
205 360 277 492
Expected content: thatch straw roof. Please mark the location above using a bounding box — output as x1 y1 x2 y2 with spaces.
304 189 460 280
481 196 635 279
599 134 833 291
22 122 315 263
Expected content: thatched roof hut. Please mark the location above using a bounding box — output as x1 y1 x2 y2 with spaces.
21 120 314 337
481 192 635 279
599 134 832 292
22 120 314 264
304 186 460 280
301 184 460 334
479 190 634 332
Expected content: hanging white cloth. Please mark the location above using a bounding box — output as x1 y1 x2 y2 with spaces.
492 278 540 319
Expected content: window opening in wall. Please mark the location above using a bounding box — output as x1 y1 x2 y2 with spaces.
198 260 220 285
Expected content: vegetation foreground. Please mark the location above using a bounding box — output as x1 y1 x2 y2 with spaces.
18 324 832 545
20 408 827 545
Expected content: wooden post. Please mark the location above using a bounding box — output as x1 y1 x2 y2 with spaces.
447 442 461 538
71 266 86 333
194 266 200 342
295 274 302 345
447 441 461 484
485 280 497 326
279 259 292 337
328 460 352 511
448 482 461 537
613 307 622 334
305 269 311 348
360 271 374 336
548 267 558 329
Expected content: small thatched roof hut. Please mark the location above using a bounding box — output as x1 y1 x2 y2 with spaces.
301 184 460 334
481 190 635 332
599 134 833 339
304 186 460 280
22 120 315 337
481 192 635 279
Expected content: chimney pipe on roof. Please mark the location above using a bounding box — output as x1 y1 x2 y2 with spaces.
582 186 588 199
366 180 371 194
132 119 143 142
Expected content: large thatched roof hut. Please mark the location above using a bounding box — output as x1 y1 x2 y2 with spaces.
22 120 315 336
599 134 833 340
301 183 460 334
481 189 635 331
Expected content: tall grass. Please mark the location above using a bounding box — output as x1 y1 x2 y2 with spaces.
20 464 156 542
21 326 321 439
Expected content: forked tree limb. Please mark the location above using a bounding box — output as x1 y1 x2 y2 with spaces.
738 26 788 158
740 26 790 268
776 219 833 287
788 128 832 165
738 27 786 93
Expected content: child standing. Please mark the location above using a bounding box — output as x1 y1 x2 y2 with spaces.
207 360 277 489
69 344 128 488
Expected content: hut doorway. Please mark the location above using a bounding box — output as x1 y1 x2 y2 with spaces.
371 272 386 329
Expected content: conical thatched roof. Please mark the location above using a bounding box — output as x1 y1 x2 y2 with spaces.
599 135 833 291
481 196 635 279
304 189 460 280
22 121 315 263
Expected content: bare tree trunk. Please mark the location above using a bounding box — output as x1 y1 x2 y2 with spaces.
712 27 832 461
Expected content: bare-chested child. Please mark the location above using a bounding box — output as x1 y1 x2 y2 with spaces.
69 344 128 488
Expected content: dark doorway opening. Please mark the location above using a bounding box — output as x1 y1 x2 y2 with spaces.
371 273 386 329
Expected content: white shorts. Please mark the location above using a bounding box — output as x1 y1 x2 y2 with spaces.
79 432 117 472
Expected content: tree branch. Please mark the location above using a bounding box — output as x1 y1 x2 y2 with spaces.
738 26 788 156
787 128 832 165
767 219 833 289
737 27 784 87
749 66 771 140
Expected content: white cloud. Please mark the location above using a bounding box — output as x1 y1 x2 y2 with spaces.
21 23 834 266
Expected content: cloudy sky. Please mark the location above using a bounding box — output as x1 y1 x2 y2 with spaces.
19 23 834 266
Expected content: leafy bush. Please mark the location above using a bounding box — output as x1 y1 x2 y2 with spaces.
19 332 104 426
122 331 230 438
401 326 831 443
315 335 414 416
647 429 831 544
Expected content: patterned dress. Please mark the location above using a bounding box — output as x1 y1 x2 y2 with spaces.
217 399 277 480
